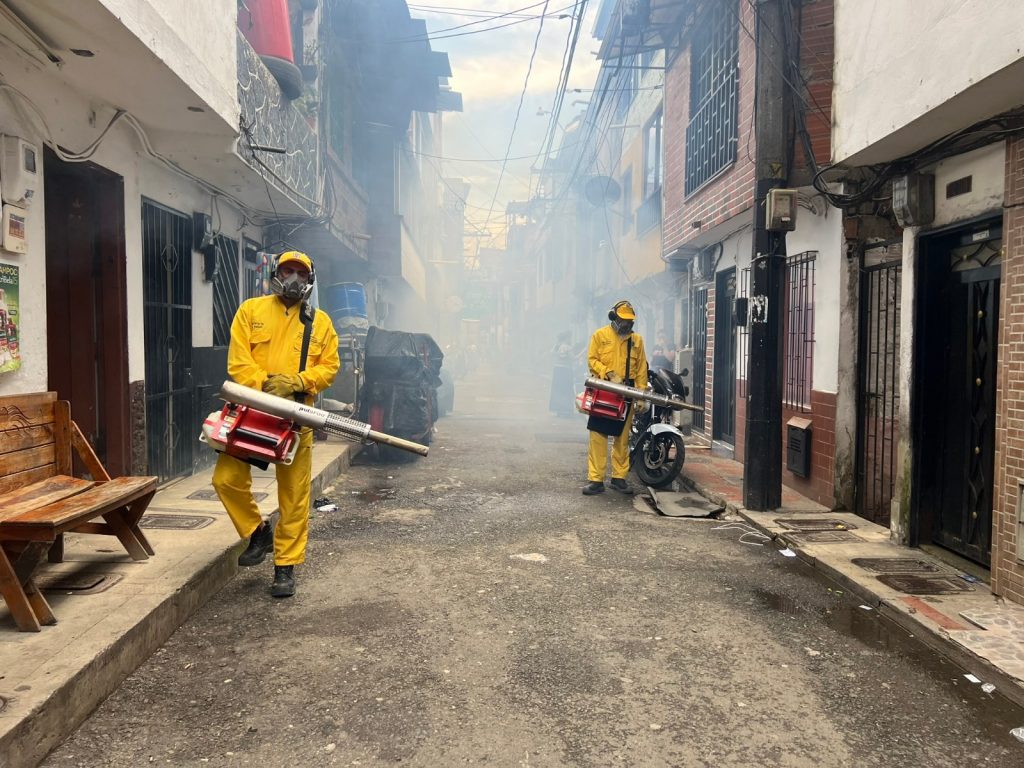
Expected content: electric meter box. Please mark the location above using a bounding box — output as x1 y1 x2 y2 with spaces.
0 135 39 207
766 188 797 231
2 203 28 253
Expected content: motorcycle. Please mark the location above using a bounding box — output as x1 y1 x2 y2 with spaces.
628 367 691 488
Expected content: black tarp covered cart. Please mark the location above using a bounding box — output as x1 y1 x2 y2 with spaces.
357 327 443 462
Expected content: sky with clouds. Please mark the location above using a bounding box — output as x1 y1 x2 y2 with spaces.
414 1 604 241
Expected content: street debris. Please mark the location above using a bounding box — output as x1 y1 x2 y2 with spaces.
964 674 981 684
712 522 771 546
511 553 549 563
645 488 725 518
314 497 337 512
1011 727 1024 743
804 647 821 657
859 605 873 611
981 683 996 694
779 548 796 557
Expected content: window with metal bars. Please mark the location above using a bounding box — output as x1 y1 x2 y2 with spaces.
684 0 739 196
738 266 750 398
212 235 241 348
242 240 267 301
784 251 816 411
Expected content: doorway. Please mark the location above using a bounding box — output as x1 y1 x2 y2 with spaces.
713 268 737 446
43 150 130 476
915 218 1001 566
692 285 709 433
142 200 194 482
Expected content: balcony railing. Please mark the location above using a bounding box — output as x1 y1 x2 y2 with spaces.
684 73 738 196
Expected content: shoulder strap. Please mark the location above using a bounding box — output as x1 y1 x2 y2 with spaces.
625 335 633 383
295 304 314 402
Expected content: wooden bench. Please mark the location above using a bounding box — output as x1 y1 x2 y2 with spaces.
0 392 158 631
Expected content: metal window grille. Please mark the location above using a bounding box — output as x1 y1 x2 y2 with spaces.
737 266 750 398
684 1 739 196
212 235 240 348
784 251 816 412
692 286 709 432
242 240 265 300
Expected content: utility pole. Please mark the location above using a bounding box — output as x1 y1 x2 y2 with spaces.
743 0 791 511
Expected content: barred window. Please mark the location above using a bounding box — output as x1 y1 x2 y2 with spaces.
784 251 816 411
684 0 739 195
212 235 241 348
738 266 750 398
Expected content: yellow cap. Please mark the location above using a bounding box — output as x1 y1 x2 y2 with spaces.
277 251 313 272
612 300 636 321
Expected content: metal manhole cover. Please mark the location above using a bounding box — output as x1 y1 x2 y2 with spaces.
786 530 861 544
852 557 940 574
187 489 267 502
876 574 975 595
776 518 857 532
37 573 124 595
140 514 215 530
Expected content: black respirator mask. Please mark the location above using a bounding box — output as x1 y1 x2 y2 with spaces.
611 318 634 336
270 258 315 302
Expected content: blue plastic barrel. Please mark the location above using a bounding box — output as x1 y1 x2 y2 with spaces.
326 282 368 325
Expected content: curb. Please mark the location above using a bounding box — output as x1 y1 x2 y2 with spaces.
4 443 356 768
680 472 1024 711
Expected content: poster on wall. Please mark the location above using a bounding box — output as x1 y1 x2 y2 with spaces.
0 262 21 374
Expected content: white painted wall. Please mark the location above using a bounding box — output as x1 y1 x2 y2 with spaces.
927 143 1006 228
98 0 239 128
0 41 259 397
785 202 844 394
834 0 1024 165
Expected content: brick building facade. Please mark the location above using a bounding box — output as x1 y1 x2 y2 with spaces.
993 136 1024 604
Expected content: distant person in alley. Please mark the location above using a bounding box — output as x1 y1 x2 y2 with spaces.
213 251 339 598
583 300 648 496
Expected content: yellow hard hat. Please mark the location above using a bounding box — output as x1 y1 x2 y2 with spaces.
610 300 636 321
276 251 313 272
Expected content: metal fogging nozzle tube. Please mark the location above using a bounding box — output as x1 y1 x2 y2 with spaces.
218 381 429 457
584 377 704 413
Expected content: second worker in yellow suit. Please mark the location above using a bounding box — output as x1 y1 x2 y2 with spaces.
212 251 339 598
583 300 648 496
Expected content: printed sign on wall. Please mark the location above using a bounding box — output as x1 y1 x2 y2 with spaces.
0 262 21 374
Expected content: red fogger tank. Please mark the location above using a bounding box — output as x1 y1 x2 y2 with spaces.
201 403 299 469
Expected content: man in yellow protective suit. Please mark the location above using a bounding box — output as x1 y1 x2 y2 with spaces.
583 300 648 496
213 251 339 597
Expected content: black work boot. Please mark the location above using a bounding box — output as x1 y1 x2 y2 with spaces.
609 478 634 495
582 481 605 496
270 565 295 598
237 521 274 567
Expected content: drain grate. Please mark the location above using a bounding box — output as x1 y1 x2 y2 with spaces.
187 489 267 503
140 514 215 530
37 572 123 595
776 518 858 532
785 530 861 544
852 557 940 574
877 574 975 595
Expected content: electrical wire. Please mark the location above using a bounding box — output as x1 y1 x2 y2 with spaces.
480 0 551 232
403 0 552 36
387 1 577 43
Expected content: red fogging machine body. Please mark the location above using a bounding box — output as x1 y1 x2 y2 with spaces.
577 387 629 421
201 403 300 469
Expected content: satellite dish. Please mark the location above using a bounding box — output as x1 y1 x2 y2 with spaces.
584 175 621 207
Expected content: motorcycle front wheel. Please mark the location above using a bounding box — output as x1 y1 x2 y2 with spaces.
633 432 686 488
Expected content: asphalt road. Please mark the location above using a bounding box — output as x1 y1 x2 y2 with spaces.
44 370 1024 767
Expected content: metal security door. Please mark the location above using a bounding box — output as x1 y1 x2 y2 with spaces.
856 256 902 525
142 201 194 481
713 269 737 444
692 286 709 433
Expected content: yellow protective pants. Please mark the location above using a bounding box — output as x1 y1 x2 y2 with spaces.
587 411 634 482
212 428 313 566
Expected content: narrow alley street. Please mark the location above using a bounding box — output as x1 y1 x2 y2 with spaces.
44 371 1023 767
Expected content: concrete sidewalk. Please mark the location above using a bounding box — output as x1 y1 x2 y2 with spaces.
681 446 1024 710
0 439 356 768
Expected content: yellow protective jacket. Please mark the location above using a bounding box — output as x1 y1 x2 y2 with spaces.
227 295 340 402
588 325 648 389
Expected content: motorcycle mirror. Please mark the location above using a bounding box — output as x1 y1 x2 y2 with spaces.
681 368 690 377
